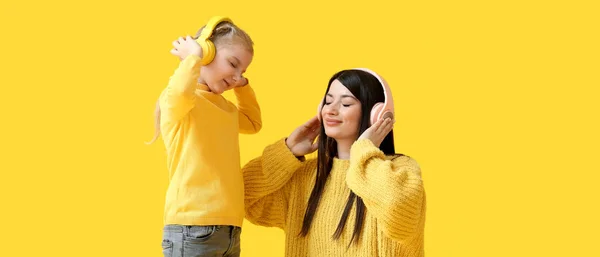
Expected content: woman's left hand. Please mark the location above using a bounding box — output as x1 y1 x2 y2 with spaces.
358 117 394 147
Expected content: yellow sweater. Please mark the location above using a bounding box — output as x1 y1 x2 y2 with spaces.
159 55 261 227
243 138 426 257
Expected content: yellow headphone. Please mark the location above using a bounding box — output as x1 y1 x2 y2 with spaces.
196 16 233 65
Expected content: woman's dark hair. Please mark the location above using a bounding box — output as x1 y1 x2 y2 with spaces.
299 69 397 245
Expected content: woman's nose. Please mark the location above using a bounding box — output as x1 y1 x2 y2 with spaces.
324 104 339 116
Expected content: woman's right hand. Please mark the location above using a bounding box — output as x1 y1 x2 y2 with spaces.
286 116 321 157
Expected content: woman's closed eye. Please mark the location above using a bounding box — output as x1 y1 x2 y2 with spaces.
341 100 356 107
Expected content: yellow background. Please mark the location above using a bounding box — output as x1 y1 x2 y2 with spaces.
1 0 599 256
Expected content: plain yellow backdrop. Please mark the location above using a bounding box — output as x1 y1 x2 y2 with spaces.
1 0 599 256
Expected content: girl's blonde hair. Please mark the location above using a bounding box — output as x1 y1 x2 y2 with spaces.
145 20 254 145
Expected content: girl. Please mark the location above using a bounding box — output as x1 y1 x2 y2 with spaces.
148 16 261 257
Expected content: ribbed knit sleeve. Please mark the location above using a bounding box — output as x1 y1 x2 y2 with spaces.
346 138 426 243
243 138 311 228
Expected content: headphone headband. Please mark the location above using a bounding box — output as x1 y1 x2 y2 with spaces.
317 68 395 125
198 16 232 40
352 68 389 105
195 16 233 66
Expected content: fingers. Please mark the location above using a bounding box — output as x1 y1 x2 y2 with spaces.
308 134 320 153
173 36 191 48
171 35 195 58
310 140 319 152
369 117 385 132
374 118 386 134
304 115 320 128
308 117 321 139
376 118 394 135
307 127 320 141
300 116 321 136
176 37 185 47
384 118 394 133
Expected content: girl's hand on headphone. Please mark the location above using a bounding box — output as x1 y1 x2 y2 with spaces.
170 35 202 61
358 117 394 147
286 116 320 157
234 77 249 88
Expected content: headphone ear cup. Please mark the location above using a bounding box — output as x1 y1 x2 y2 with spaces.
370 102 385 125
199 39 216 65
317 103 322 121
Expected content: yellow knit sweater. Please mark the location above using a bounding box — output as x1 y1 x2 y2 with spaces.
243 137 426 257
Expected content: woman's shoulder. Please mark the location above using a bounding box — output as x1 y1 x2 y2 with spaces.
386 154 421 172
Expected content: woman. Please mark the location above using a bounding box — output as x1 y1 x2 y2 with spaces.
243 68 426 257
